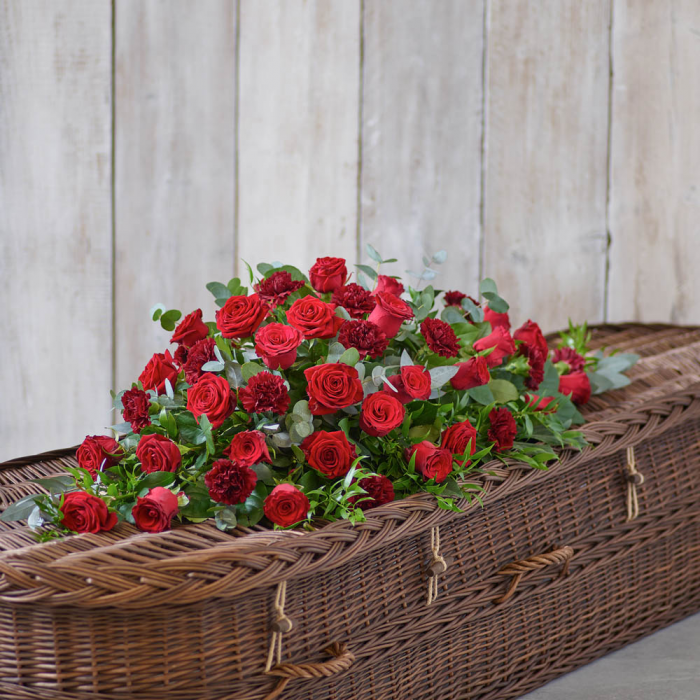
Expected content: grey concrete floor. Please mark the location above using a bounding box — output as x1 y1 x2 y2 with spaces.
521 612 700 699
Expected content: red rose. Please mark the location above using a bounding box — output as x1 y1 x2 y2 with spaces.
254 271 304 307
60 492 118 533
205 458 257 505
238 371 291 414
216 294 268 339
441 420 477 467
372 275 404 297
264 483 309 527
135 433 182 473
483 305 511 331
368 292 414 338
170 309 209 347
304 364 364 415
132 487 179 533
488 407 517 452
552 347 586 373
338 320 388 359
525 394 556 411
174 344 188 366
287 296 344 339
559 371 591 405
300 430 357 478
359 392 406 437
309 256 348 293
421 318 460 357
473 326 516 368
224 430 271 466
349 475 395 511
514 320 549 360
450 356 490 391
183 337 217 385
121 388 151 433
332 283 376 319
186 373 235 428
139 350 179 394
383 365 432 404
408 441 453 483
254 323 303 370
76 435 123 477
444 290 467 307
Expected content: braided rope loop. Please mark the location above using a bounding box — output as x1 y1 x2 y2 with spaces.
624 446 646 521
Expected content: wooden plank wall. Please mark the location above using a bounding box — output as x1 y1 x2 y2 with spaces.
1 0 698 459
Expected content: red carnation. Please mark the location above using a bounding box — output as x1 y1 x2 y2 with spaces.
372 275 404 297
522 344 545 391
332 283 376 319
441 420 477 467
60 492 118 534
359 392 406 437
304 363 363 415
254 271 304 307
473 326 516 368
514 320 549 360
421 318 460 358
170 309 209 347
139 350 179 394
483 305 511 331
136 433 182 473
76 435 123 477
309 256 348 293
338 320 388 359
224 430 271 466
238 371 291 414
183 337 217 385
205 458 257 505
552 346 586 373
368 292 414 338
121 388 151 433
132 487 179 533
255 323 303 370
408 441 453 483
264 483 309 527
488 407 517 452
383 365 432 404
186 373 236 428
216 294 268 339
300 430 357 478
287 296 344 339
450 356 490 391
444 290 467 307
349 475 395 511
559 371 591 405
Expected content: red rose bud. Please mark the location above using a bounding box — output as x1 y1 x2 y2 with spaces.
441 420 477 467
338 320 388 359
514 320 549 359
552 346 586 373
135 433 182 473
76 435 123 477
139 350 179 394
287 296 344 339
483 305 511 331
121 388 151 433
224 430 271 467
60 492 118 534
170 308 209 347
383 365 432 404
300 430 357 478
525 394 556 412
173 344 188 366
372 274 404 297
264 483 310 527
348 475 395 511
473 326 516 368
558 371 591 405
332 283 376 319
254 271 304 307
215 294 268 339
421 318 460 358
408 441 453 483
309 256 348 293
238 371 290 414
488 407 517 452
254 323 303 370
450 356 490 391
359 392 406 437
205 458 257 505
183 337 217 385
132 487 179 533
368 292 414 338
304 363 364 415
186 373 236 428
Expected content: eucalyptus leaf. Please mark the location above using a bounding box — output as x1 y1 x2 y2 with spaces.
366 243 383 263
202 360 225 372
241 362 264 382
489 379 520 403
441 307 465 325
327 342 346 363
0 494 42 522
467 384 494 405
206 281 232 301
215 507 238 531
338 347 360 366
32 475 75 495
159 309 182 332
272 432 292 449
461 297 484 323
400 349 413 367
355 264 378 280
428 365 460 388
225 361 244 389
432 250 447 264
150 303 166 321
251 463 275 485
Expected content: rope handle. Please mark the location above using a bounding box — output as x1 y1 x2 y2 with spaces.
624 445 645 521
263 642 355 700
493 545 574 605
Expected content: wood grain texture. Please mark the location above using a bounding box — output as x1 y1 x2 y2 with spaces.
237 0 360 273
114 0 236 390
608 0 700 324
0 0 112 459
360 0 484 293
482 0 611 333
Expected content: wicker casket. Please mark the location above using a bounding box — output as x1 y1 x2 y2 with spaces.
0 323 700 700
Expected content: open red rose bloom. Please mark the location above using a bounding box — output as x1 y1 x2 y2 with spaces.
9 247 636 535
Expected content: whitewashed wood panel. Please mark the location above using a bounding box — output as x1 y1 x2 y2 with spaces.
361 0 484 293
115 0 236 390
0 0 112 459
608 0 700 324
482 0 611 333
238 0 360 274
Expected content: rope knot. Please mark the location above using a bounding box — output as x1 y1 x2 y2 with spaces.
427 526 448 605
265 581 292 672
624 446 645 521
